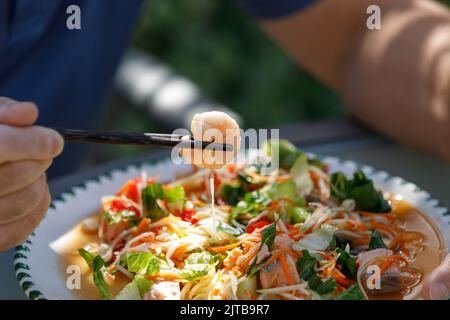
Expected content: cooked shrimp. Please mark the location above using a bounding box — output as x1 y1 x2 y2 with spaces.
144 281 181 300
260 253 300 288
182 111 241 170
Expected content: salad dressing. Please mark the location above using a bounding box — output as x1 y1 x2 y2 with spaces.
366 199 445 300
209 170 216 228
56 219 128 299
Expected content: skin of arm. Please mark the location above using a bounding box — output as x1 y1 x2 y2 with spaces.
258 0 450 299
259 0 450 163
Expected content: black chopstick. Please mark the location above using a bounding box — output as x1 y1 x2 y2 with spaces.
52 128 233 151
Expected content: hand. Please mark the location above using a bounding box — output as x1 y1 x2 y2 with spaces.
422 254 450 299
0 98 64 252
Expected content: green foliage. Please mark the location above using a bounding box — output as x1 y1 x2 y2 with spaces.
296 250 337 295
335 284 364 300
330 171 391 213
132 0 344 129
98 0 449 163
78 249 111 300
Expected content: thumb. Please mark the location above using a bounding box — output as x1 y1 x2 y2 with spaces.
422 254 450 300
0 97 39 126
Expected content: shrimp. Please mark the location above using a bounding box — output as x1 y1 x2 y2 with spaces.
181 111 241 170
260 253 300 289
144 281 181 300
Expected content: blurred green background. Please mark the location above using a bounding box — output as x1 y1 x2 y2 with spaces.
95 0 450 163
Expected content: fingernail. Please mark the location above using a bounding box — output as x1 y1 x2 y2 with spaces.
429 283 449 300
51 132 64 156
1 100 16 109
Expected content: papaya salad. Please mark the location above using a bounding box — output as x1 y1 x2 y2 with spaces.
75 139 436 300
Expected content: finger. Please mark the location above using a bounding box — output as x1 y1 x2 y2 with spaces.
422 254 450 299
0 159 52 197
0 175 46 224
0 97 38 126
0 188 50 252
0 125 64 163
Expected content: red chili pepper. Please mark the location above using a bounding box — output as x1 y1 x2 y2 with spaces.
181 209 198 224
246 216 271 233
117 177 158 203
247 183 260 192
110 199 141 219
110 199 126 211
116 180 139 203
111 241 125 263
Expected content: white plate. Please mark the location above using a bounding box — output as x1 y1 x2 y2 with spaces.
14 154 450 300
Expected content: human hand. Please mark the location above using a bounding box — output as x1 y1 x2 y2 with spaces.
0 98 64 252
422 254 450 300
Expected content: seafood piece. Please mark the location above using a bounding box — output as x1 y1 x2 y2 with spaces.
144 281 181 300
260 253 300 289
182 111 241 169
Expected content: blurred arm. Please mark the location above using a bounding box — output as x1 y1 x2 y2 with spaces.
258 0 450 163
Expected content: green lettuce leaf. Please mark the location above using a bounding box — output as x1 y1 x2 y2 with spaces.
125 252 160 276
181 251 218 281
116 276 153 300
78 249 111 300
163 184 185 211
142 183 166 220
287 207 310 224
296 224 335 251
102 210 137 225
269 181 297 202
290 153 313 193
217 222 244 237
185 251 218 265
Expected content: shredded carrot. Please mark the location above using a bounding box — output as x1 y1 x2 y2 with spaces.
360 211 396 220
352 236 370 246
279 253 295 285
371 221 398 237
133 217 150 236
145 272 181 281
389 234 402 250
130 236 160 247
240 249 259 268
209 241 242 253
309 170 321 186
379 255 407 273
223 248 243 268
266 249 284 265
241 241 255 250
171 244 188 260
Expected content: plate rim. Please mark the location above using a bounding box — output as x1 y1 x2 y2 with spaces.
14 154 450 300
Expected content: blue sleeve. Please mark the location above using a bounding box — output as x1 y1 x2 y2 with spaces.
235 0 318 19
